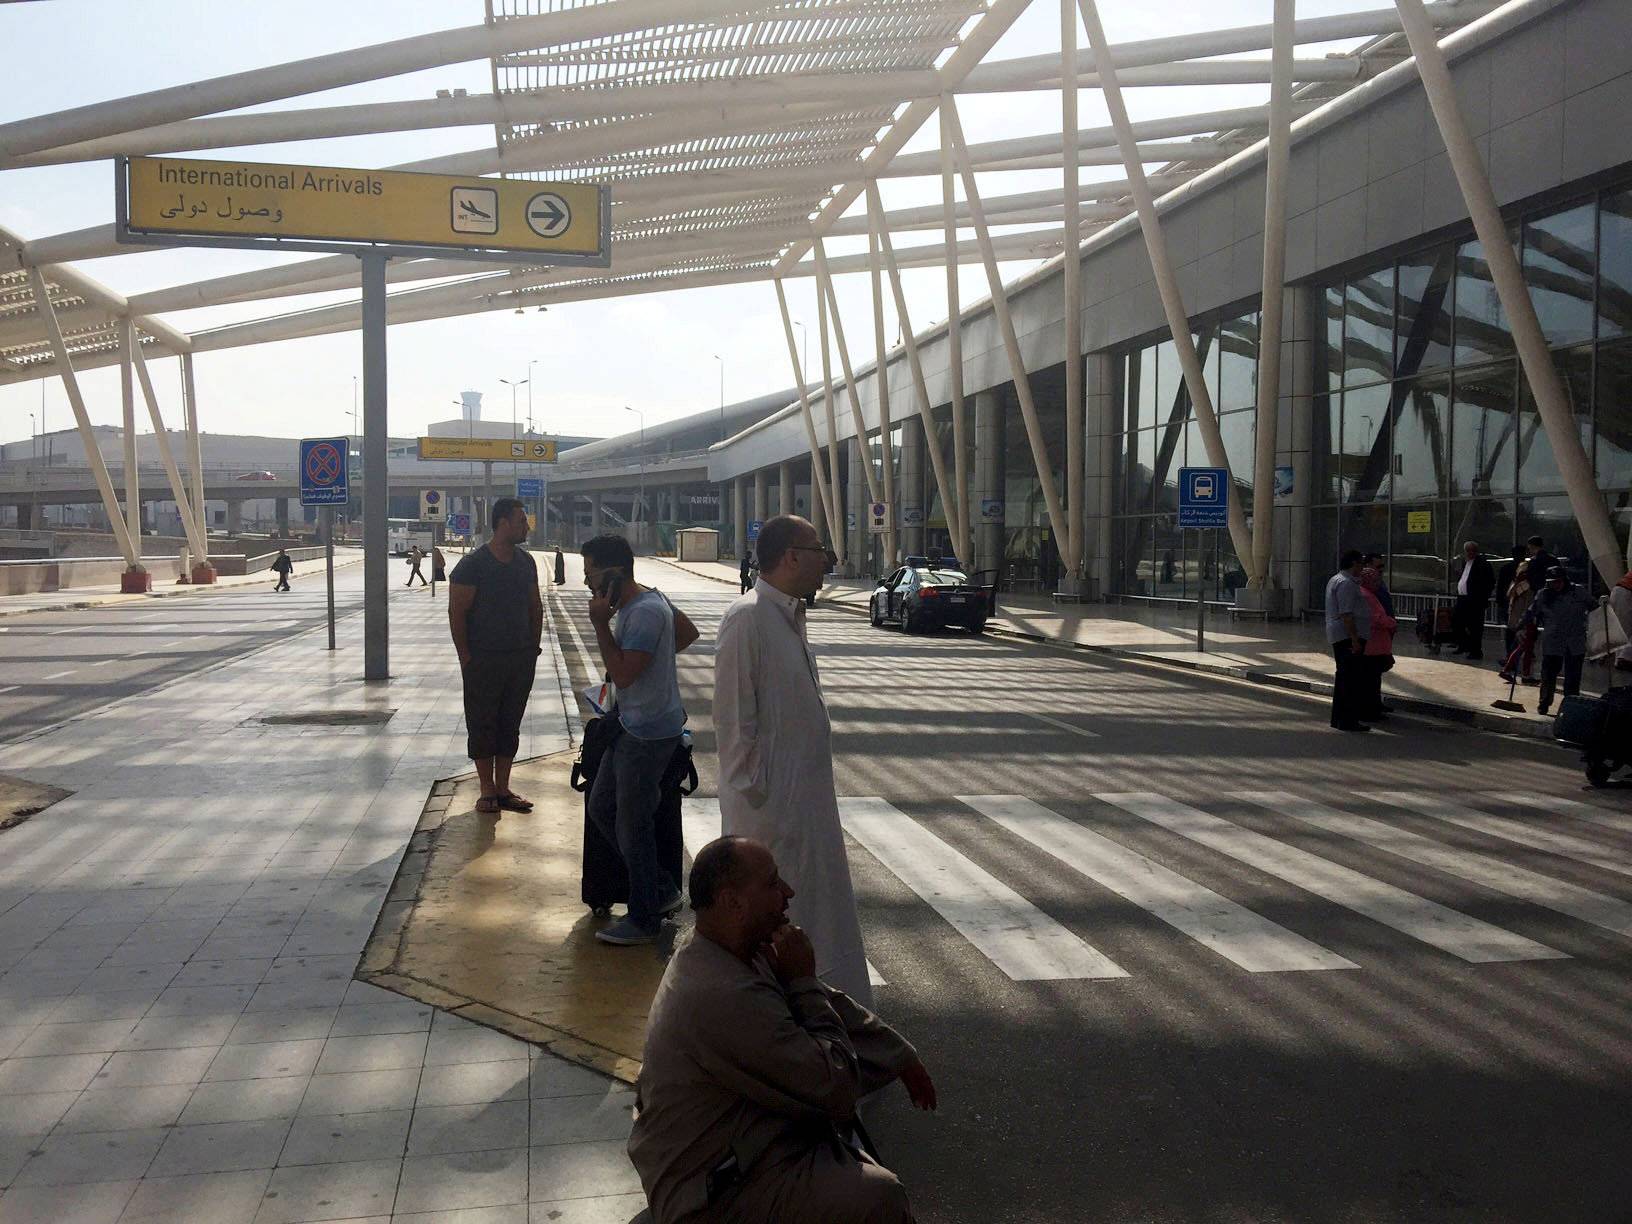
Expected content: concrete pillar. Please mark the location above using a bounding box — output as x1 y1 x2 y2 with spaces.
590 493 603 537
848 437 870 578
752 469 767 525
225 500 242 534
275 498 290 537
899 417 925 557
18 503 36 531
731 477 745 558
778 462 794 518
1280 285 1317 612
974 388 1006 584
1083 351 1118 600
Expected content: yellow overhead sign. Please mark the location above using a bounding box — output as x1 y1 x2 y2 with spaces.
418 438 558 463
119 156 607 262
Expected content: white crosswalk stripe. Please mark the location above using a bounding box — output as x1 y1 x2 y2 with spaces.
680 796 886 987
959 795 1354 973
837 797 1128 981
1380 791 1632 879
1485 792 1632 839
1239 791 1632 940
1096 792 1569 964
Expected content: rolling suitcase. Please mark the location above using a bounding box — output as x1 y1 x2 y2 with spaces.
578 736 697 913
1553 694 1607 747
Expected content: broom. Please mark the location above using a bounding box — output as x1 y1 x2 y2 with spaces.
1492 628 1531 712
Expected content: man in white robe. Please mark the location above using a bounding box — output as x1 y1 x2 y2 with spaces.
712 514 873 1005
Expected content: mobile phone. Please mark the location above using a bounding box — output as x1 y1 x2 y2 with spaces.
599 570 625 607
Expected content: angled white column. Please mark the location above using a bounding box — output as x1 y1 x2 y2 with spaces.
773 279 838 538
943 96 1073 570
812 239 881 507
181 353 209 569
1250 0 1297 592
867 180 960 572
29 269 139 567
867 208 898 567
119 320 143 568
1077 0 1256 580
938 100 971 565
1391 0 1620 587
130 337 209 565
814 266 846 569
1060 0 1085 589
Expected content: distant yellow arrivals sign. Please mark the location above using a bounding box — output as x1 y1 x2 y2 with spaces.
1406 510 1433 534
418 438 558 463
119 156 608 263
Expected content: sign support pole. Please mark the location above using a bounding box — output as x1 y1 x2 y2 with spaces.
361 250 389 682
324 506 336 651
1196 529 1207 653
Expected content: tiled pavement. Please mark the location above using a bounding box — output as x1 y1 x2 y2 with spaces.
0 572 648 1222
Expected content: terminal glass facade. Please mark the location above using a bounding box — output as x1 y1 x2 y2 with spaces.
1113 310 1259 600
1312 186 1632 602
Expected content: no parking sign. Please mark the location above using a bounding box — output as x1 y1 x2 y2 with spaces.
299 437 349 507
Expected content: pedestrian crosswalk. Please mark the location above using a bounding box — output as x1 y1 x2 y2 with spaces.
679 790 1632 986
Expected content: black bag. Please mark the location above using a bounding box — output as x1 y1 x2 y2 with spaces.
1554 694 1608 747
581 737 698 911
570 714 622 793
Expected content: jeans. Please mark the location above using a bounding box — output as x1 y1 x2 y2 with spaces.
587 730 681 929
1330 639 1368 728
1538 652 1585 713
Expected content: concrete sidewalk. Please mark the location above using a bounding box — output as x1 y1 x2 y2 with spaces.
0 551 367 620
657 556 1607 740
0 568 653 1221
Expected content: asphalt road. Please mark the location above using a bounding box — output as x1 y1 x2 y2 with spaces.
553 557 1632 1224
0 566 390 743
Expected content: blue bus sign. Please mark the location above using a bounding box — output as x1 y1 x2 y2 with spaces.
517 477 544 497
299 437 349 507
1178 466 1228 529
747 519 763 542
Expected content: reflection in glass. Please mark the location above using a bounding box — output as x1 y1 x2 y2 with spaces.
1345 268 1395 386
1516 495 1590 585
1446 498 1515 581
1453 238 1514 366
1314 394 1342 502
1155 339 1181 426
1195 323 1221 406
1393 375 1450 501
1123 516 1153 596
1396 246 1455 376
1338 504 1389 573
1389 502 1449 593
1321 286 1344 393
1451 362 1517 497
1340 383 1391 503
1218 313 1259 410
1132 348 1158 430
1516 345 1592 495
1126 428 1154 513
1596 338 1632 488
1153 516 1185 599
1220 410 1255 490
1600 191 1632 341
1523 204 1595 348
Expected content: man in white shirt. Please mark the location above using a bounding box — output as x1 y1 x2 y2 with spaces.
1324 549 1372 732
712 515 873 1005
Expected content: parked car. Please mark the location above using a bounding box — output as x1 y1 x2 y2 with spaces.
870 565 994 634
234 470 278 481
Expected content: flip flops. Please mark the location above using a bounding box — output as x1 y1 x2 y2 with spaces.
475 796 502 815
497 792 534 813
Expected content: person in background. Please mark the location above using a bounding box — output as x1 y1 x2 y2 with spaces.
1363 552 1395 618
1496 545 1525 611
271 548 293 592
1358 561 1397 721
431 545 447 585
1525 536 1558 592
1324 549 1372 733
740 549 757 595
630 836 932 1224
1500 559 1537 686
1527 565 1593 716
1450 540 1495 660
554 546 566 586
1610 570 1632 672
406 544 428 587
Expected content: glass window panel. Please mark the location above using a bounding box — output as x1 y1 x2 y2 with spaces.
1155 429 1180 513
1396 246 1455 376
1393 374 1450 501
1121 516 1154 595
1389 502 1450 594
1600 190 1632 341
1516 495 1589 585
1184 418 1205 472
1220 410 1255 488
1155 338 1181 424
1339 383 1392 504
1344 269 1395 386
1218 312 1259 411
1446 499 1515 591
1194 323 1221 407
1338 504 1390 578
1153 516 1185 599
1454 238 1515 366
1310 508 1339 607
1314 394 1342 503
1451 362 1517 497
1595 337 1632 488
1523 203 1595 348
1320 285 1344 394
1126 427 1154 513
1516 344 1593 495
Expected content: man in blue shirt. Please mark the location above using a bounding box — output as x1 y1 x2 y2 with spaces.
583 534 700 945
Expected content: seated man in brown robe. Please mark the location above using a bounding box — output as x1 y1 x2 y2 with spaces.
629 835 936 1224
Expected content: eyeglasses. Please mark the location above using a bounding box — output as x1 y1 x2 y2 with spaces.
787 545 827 555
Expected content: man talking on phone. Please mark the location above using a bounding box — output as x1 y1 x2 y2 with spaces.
449 498 543 815
582 534 700 945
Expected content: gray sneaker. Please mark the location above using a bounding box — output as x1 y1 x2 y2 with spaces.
658 890 685 917
595 916 661 946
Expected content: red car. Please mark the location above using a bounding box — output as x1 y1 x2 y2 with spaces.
234 471 278 481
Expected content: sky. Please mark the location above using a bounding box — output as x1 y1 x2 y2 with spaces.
0 0 1382 452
